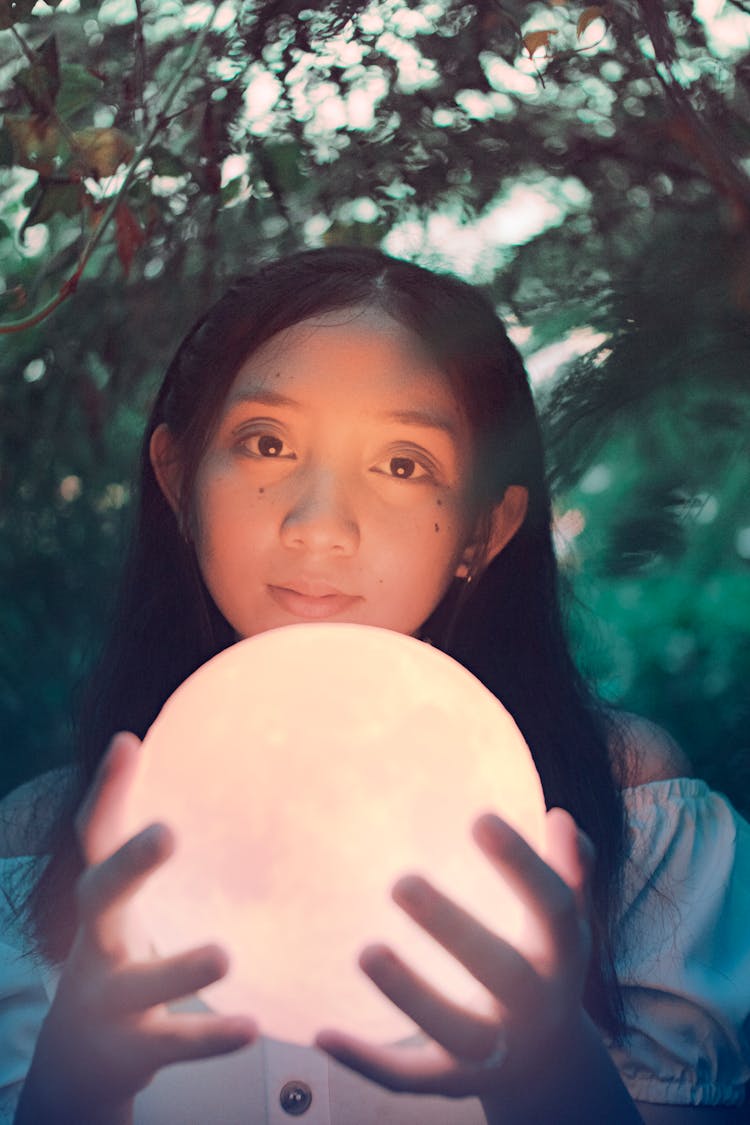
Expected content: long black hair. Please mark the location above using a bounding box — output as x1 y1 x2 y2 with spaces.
27 246 628 1036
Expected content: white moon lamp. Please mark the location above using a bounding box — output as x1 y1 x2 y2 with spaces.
111 624 547 1045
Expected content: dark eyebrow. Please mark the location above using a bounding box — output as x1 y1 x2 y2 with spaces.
378 409 459 440
226 385 458 440
226 384 302 410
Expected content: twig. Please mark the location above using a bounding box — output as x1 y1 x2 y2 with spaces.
1 11 219 335
657 66 750 207
133 0 148 129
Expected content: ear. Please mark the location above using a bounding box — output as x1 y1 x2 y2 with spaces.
455 485 528 579
149 422 183 517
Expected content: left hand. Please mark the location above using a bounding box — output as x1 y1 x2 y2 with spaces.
314 807 594 1100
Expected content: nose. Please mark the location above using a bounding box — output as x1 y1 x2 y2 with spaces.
280 466 359 556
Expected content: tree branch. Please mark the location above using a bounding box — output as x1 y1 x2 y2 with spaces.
1 12 220 336
633 0 750 214
133 0 148 129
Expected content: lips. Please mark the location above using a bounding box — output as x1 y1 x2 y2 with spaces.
268 584 361 620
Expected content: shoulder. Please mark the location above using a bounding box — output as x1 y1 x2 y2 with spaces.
635 1102 750 1123
607 711 693 788
0 768 77 859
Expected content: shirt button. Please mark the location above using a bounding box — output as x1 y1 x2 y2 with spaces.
279 1080 313 1116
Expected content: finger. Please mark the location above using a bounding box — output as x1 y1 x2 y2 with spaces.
543 808 596 916
391 876 538 1014
76 822 174 954
357 942 501 1062
315 1030 501 1098
77 731 142 864
472 814 579 968
315 1030 462 1095
148 1011 257 1069
102 944 230 1015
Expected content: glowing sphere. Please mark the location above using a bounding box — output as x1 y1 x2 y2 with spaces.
111 624 546 1044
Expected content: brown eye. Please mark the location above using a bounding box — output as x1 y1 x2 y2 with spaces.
257 434 285 457
390 456 417 478
371 452 435 482
239 431 295 460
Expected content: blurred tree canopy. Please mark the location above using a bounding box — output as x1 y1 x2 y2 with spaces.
1 0 748 809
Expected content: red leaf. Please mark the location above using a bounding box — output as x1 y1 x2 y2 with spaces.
115 203 146 277
577 6 605 38
523 29 557 58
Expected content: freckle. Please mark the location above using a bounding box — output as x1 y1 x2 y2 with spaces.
436 498 442 507
258 487 264 494
434 522 440 533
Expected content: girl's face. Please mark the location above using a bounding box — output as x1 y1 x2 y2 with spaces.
166 306 485 640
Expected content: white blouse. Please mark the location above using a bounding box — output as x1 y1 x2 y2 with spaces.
0 778 748 1121
609 778 750 1108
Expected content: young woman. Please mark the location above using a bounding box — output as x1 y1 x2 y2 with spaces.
1 247 747 1123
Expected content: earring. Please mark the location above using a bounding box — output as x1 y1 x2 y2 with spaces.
177 512 192 544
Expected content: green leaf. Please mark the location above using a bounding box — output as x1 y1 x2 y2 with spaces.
0 126 14 167
22 180 81 234
38 35 60 97
23 179 39 205
263 141 305 191
149 144 187 177
13 37 60 116
221 176 244 206
56 65 104 122
0 0 37 31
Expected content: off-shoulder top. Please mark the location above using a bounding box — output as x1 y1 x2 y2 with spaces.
0 778 747 1121
608 778 749 1108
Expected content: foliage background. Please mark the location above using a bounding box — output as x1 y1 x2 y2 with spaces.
1 0 749 810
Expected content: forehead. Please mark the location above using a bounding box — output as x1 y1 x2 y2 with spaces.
225 305 464 420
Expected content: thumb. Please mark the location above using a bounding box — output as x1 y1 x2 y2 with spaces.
76 731 143 865
543 807 595 917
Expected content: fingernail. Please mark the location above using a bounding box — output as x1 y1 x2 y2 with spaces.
473 812 506 844
359 943 396 973
393 875 428 909
141 822 165 844
139 822 171 855
226 1018 257 1049
200 944 229 976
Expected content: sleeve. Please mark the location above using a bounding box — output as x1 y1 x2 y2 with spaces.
0 857 53 1124
608 777 750 1108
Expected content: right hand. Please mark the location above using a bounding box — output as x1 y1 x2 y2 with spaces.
15 732 257 1125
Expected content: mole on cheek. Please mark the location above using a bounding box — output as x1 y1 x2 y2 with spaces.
258 487 265 495
436 498 442 507
434 522 440 533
